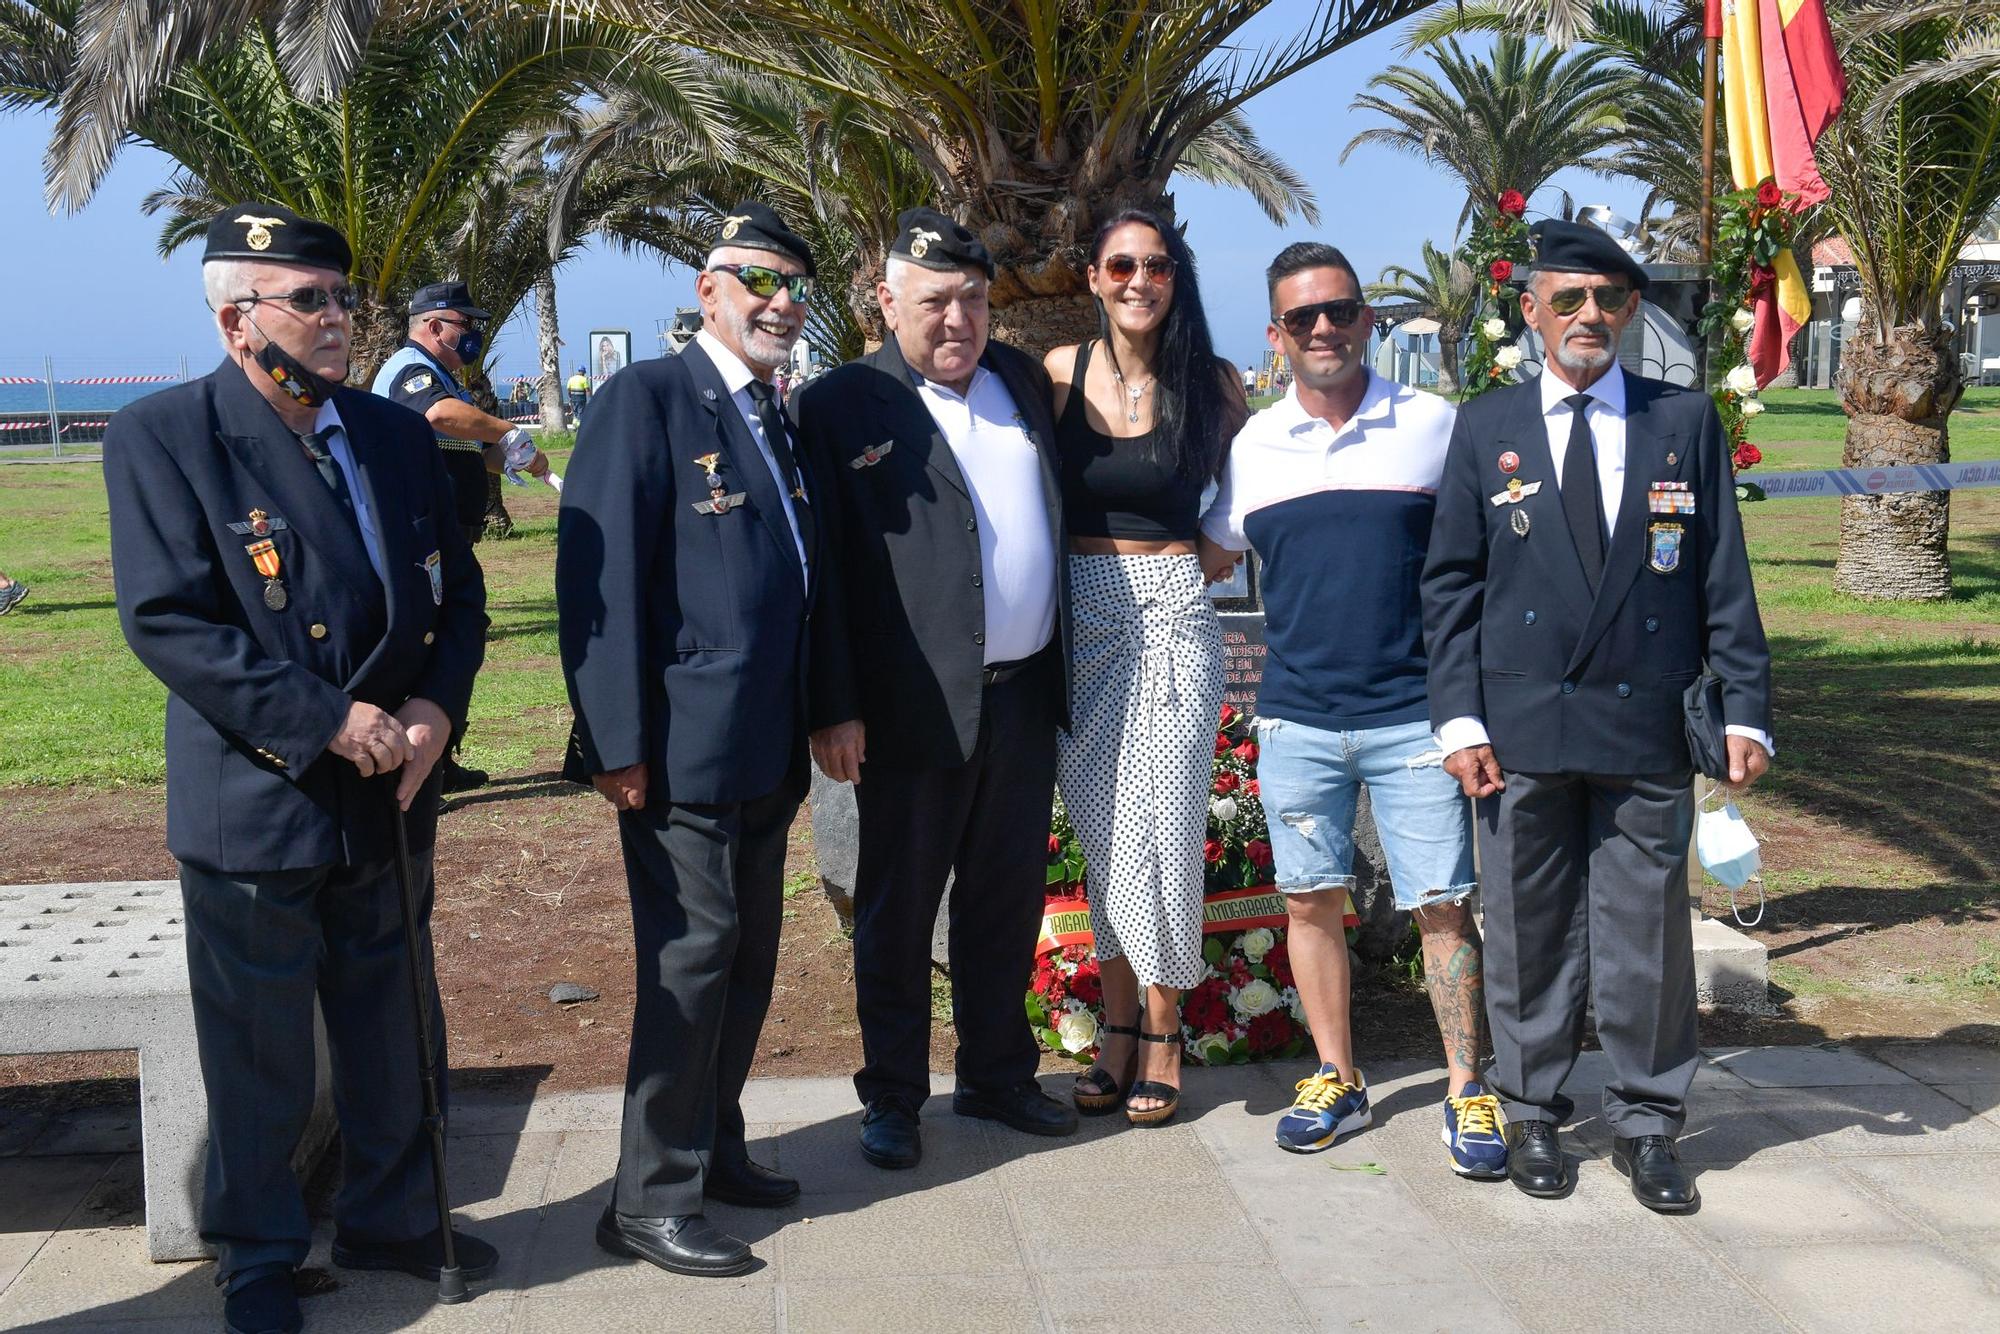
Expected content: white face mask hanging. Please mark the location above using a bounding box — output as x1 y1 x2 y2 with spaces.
1695 784 1764 926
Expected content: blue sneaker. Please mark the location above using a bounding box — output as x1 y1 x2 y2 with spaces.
1274 1064 1371 1153
1443 1082 1508 1179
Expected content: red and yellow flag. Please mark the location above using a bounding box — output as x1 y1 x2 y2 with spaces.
1719 0 1846 384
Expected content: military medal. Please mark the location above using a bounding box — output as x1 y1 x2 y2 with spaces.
1648 522 1684 573
421 550 444 606
850 440 894 469
245 539 287 609
227 510 287 537
1498 451 1520 474
1511 508 1531 537
1489 478 1543 507
1648 481 1695 515
693 492 748 515
249 508 271 537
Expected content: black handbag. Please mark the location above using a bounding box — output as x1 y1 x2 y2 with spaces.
1683 668 1729 780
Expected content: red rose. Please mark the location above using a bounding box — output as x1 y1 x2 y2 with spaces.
1215 734 1230 757
1246 779 1260 799
1497 189 1527 218
1219 703 1237 728
1733 442 1763 470
1248 1010 1292 1054
1233 740 1258 764
1266 941 1294 988
1203 838 1224 864
1756 180 1783 208
1047 833 1061 859
1489 259 1514 282
1245 839 1274 869
1213 771 1240 796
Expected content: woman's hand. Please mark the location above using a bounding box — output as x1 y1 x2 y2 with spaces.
1197 533 1243 585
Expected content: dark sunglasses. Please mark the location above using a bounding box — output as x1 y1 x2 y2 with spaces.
709 263 814 303
1275 298 1363 338
1101 253 1178 283
233 284 360 314
1542 283 1634 317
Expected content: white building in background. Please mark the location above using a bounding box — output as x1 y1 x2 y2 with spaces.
1797 234 2000 389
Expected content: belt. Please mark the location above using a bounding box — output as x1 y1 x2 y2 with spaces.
982 654 1040 686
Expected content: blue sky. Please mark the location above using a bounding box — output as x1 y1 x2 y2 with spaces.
0 6 1650 378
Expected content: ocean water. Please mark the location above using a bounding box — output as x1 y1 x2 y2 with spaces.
0 382 179 414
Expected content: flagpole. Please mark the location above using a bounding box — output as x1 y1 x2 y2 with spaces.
1700 0 1722 264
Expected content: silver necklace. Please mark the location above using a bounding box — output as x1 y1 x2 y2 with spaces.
1106 361 1154 424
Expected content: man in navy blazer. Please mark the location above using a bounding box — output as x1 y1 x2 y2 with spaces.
1422 220 1772 1214
556 202 821 1279
104 203 492 1334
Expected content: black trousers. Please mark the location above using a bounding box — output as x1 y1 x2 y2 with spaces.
612 768 804 1218
851 668 1059 1109
1477 769 1699 1137
179 856 446 1284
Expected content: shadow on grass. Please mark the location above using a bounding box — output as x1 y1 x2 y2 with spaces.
1763 882 1999 959
444 770 576 810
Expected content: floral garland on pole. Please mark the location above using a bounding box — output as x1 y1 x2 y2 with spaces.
1698 177 1798 501
1458 189 1532 401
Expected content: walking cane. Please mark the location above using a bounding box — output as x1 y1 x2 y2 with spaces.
387 779 469 1304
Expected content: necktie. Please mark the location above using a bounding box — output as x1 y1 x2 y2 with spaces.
299 427 358 528
1560 393 1605 591
745 378 815 567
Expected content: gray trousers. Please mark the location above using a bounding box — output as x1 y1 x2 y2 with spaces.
180 857 445 1284
1476 769 1698 1137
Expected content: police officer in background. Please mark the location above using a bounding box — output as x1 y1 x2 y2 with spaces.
103 203 495 1334
372 281 549 791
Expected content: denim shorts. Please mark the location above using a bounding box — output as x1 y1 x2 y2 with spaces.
1253 715 1476 910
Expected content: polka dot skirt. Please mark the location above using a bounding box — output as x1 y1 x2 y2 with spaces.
1057 553 1224 990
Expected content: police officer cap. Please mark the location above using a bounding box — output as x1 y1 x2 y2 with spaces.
408 281 490 320
713 201 816 278
202 202 352 272
1526 219 1649 292
890 207 995 279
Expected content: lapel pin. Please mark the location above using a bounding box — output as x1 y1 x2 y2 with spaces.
1512 508 1531 537
1666 451 1678 466
1498 451 1520 474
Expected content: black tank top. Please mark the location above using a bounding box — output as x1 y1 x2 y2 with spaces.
1055 341 1204 541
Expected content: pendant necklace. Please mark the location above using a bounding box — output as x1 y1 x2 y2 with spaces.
1105 346 1155 425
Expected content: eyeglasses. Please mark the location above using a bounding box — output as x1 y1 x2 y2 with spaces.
232 285 360 315
433 315 487 333
708 263 814 303
1541 284 1634 317
1275 299 1363 338
1101 253 1177 283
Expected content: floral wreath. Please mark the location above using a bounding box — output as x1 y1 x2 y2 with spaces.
1698 177 1796 500
1458 189 1531 400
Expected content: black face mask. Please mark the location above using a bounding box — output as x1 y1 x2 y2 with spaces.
244 311 343 408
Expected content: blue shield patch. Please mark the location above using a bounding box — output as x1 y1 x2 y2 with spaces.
1648 523 1683 574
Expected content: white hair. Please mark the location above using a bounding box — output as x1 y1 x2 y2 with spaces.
883 255 987 297
204 260 256 353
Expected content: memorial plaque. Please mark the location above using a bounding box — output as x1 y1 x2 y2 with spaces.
1212 553 1266 715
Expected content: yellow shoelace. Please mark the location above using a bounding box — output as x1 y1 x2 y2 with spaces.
1291 1072 1358 1112
1450 1091 1501 1138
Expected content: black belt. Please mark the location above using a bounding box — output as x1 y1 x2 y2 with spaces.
982 654 1039 686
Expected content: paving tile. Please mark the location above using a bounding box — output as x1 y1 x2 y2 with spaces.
516 1198 781 1298
0 1107 50 1157
1865 1042 2000 1085
69 1153 144 1229
1293 1279 1527 1333
1471 1248 1784 1333
1405 1160 1703 1257
0 1227 215 1325
514 1286 775 1333
299 1290 522 1332
1838 1153 2000 1237
1682 1161 1920 1246
738 1074 905 1125
448 1087 621 1138
446 1130 563 1220
0 1232 46 1295
23 1106 142 1156
783 1186 1022 1280
1705 1045 1916 1089
0 1154 112 1233
1046 1264 1310 1333
1222 1158 1469 1291
1934 1083 2000 1123
1012 1179 1268 1272
995 1122 1221 1188
1730 1241 2000 1333
788 1275 1042 1333
1564 1090 1816 1166
1564 1048 1750 1096
1751 1084 2000 1155
777 1110 1005 1196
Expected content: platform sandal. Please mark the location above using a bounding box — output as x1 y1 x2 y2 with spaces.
1072 1023 1139 1115
1125 1029 1182 1127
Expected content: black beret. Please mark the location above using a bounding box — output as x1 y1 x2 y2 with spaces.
408 281 489 320
712 200 816 278
1526 219 1649 292
202 202 352 273
890 207 994 279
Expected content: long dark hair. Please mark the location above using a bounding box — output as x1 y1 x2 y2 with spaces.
1090 209 1241 481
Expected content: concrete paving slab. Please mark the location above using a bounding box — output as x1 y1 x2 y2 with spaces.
1752 1084 2000 1155
0 1153 112 1233
1866 1042 2000 1085
994 1120 1222 1188
24 1105 141 1156
783 1185 1023 1280
0 1232 46 1296
774 1109 1006 1195
1605 1089 1823 1165
0 1228 213 1326
448 1087 620 1138
1292 1278 1526 1333
1558 1048 1752 1095
1837 1153 2000 1237
1680 1160 1922 1246
517 1198 782 1299
0 1106 50 1156
788 1275 1043 1334
1045 1264 1311 1333
1705 1044 1916 1088
1934 1082 2000 1123
1012 1178 1269 1273
1729 1241 2000 1333
1221 1158 1469 1292
1402 1159 1704 1257
1468 1248 1787 1333
513 1286 776 1333
445 1129 563 1219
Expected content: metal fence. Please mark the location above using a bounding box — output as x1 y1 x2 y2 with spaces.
0 358 193 458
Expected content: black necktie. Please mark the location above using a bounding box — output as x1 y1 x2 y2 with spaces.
745 378 814 567
299 427 359 529
1560 393 1605 591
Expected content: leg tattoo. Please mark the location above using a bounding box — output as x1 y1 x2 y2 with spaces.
1418 906 1486 1087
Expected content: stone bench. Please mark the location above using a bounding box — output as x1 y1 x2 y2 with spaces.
0 880 333 1262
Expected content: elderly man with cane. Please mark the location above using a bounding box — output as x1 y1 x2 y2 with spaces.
103 203 494 1334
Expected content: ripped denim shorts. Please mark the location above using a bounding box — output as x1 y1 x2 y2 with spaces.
1251 714 1476 910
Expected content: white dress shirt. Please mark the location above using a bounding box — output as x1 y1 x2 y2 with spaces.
914 365 1057 665
695 329 809 582
314 400 386 585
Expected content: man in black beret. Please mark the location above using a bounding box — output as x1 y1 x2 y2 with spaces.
800 206 1076 1171
557 199 822 1276
1422 216 1772 1211
103 202 495 1333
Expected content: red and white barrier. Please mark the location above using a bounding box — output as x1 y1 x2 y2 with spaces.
0 376 41 385
60 375 180 385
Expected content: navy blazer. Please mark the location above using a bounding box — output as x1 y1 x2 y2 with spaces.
1421 372 1771 776
104 359 488 873
800 338 1070 770
556 343 819 805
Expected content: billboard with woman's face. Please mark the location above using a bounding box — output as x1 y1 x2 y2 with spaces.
590 329 632 384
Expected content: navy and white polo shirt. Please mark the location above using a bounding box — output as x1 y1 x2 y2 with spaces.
1202 371 1457 732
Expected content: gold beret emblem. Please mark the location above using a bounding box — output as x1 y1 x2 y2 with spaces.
720 213 751 241
908 227 941 260
236 214 287 251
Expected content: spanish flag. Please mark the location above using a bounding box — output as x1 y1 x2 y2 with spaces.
1719 0 1845 384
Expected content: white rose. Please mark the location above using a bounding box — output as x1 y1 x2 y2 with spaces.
1726 363 1758 394
1190 1031 1233 1064
1239 927 1276 963
1210 796 1239 823
1482 317 1507 339
1055 1007 1099 1054
1494 345 1523 371
1741 397 1766 417
1231 977 1282 1020
1730 307 1756 334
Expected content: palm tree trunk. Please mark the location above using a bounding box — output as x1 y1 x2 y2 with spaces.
534 272 566 435
988 294 1098 359
1437 328 1462 396
349 297 407 388
1833 321 1959 601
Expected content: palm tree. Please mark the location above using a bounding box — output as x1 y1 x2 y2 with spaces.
1366 241 1477 392
1341 32 1631 229
1817 2 2000 600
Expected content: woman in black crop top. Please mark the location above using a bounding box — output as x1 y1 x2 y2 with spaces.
1043 209 1248 1127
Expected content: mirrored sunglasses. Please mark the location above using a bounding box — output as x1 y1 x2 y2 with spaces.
1276 298 1363 338
1101 253 1178 283
234 285 360 314
1544 283 1634 317
709 263 814 303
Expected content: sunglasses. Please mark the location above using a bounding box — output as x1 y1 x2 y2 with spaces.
233 285 360 314
709 263 814 303
1275 298 1363 338
1100 253 1178 283
1541 283 1634 317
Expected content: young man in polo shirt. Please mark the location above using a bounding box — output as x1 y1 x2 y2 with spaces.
1199 242 1504 1179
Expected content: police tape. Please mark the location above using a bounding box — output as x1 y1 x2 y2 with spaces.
1748 459 2000 500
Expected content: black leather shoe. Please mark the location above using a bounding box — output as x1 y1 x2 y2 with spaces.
332 1227 497 1281
223 1273 301 1334
706 1154 800 1208
1614 1134 1698 1212
441 757 489 792
1503 1119 1571 1198
595 1209 753 1277
860 1096 923 1169
953 1080 1080 1137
